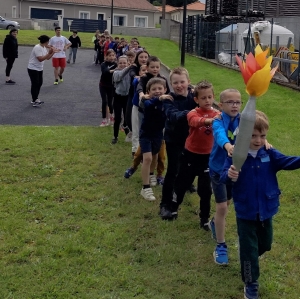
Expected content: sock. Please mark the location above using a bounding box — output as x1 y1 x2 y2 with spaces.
143 184 150 189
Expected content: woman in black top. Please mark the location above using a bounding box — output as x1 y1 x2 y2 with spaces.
2 28 18 84
67 30 81 64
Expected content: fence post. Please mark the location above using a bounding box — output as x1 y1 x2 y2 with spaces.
270 18 274 55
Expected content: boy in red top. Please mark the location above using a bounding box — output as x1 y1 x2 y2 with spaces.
171 80 220 230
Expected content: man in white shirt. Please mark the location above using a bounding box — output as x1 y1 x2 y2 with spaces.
49 27 71 85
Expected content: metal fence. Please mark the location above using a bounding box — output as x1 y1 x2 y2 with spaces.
63 18 107 33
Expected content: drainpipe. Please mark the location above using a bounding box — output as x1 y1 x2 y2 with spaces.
19 0 22 18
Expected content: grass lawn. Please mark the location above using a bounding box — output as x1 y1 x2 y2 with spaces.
0 30 300 298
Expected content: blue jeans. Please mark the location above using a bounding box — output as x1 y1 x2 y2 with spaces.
68 48 78 62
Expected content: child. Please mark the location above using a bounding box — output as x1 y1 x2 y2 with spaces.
159 67 197 220
137 56 170 100
171 81 220 229
220 110 300 299
111 55 134 144
99 49 117 127
208 89 242 265
126 51 136 66
139 77 170 201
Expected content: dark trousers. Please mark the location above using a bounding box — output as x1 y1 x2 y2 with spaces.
27 68 43 101
96 51 104 65
160 142 184 208
99 85 114 118
237 217 273 283
172 149 212 220
6 57 15 77
125 96 133 131
113 93 129 138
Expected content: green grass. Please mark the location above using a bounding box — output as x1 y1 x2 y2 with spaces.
1 30 300 298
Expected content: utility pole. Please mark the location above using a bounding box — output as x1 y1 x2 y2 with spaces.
162 0 166 20
111 0 114 34
181 0 187 66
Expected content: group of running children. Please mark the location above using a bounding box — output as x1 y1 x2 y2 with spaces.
98 41 300 299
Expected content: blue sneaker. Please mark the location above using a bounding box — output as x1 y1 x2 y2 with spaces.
156 176 164 185
208 217 216 240
213 244 228 265
124 167 136 179
244 281 259 299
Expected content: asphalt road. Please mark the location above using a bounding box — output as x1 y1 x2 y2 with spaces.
0 46 171 126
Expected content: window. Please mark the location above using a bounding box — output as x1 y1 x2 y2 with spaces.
97 13 104 20
134 16 148 28
113 15 126 26
79 11 90 19
12 6 17 18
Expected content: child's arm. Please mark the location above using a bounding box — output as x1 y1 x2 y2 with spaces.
220 157 237 183
270 149 300 171
113 65 134 83
187 110 220 127
163 100 189 125
212 119 234 156
137 76 146 100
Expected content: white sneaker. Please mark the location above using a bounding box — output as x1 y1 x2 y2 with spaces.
100 119 108 127
149 175 157 187
125 131 132 142
140 188 156 201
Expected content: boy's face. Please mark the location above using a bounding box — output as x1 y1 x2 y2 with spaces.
148 83 167 98
194 88 214 110
147 61 160 76
250 129 268 150
219 92 242 118
127 55 135 64
170 73 190 96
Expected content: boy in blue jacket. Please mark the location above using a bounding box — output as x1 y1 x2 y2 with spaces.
221 110 300 299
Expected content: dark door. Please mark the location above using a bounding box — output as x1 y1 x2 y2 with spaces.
98 14 104 20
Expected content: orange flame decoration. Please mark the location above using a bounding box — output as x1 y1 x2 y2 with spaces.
236 45 278 97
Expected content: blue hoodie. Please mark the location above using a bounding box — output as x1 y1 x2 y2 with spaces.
209 111 240 174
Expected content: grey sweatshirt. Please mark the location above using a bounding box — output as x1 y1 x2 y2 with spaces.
113 66 134 96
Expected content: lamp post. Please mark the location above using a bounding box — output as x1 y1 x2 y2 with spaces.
111 0 113 34
181 0 187 66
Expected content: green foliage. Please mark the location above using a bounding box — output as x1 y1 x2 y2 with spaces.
0 31 300 298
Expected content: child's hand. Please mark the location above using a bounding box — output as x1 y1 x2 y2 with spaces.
224 143 234 157
142 94 150 100
159 95 173 101
228 165 239 180
265 139 273 150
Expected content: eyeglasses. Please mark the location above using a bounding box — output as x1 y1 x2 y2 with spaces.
222 101 243 106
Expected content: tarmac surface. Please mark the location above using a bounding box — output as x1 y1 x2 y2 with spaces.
0 46 171 126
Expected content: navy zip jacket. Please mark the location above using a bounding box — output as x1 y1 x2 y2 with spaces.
163 91 197 145
221 147 300 221
100 61 117 87
140 97 166 138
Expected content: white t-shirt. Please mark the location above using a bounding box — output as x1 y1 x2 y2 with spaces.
28 44 48 71
49 36 70 58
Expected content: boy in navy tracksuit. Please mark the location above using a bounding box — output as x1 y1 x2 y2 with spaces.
220 110 300 299
159 67 197 220
139 77 170 201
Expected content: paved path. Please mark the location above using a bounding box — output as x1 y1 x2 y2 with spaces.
0 46 171 126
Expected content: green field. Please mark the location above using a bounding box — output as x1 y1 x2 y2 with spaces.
0 30 300 298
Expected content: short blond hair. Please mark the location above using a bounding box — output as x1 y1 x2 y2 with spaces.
254 110 269 132
219 88 241 102
169 67 189 82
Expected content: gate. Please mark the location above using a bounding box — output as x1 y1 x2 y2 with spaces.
63 18 107 33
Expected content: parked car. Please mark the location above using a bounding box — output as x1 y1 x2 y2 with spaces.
0 16 20 30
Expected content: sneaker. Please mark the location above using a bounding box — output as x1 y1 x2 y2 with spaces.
213 244 228 265
156 176 164 185
200 219 210 231
59 75 63 82
6 79 16 84
32 99 44 107
109 116 115 125
141 188 156 201
159 206 173 220
111 138 118 144
125 131 132 142
124 167 136 179
208 217 217 240
100 120 108 127
149 175 157 187
54 79 59 85
67 60 70 64
244 281 259 299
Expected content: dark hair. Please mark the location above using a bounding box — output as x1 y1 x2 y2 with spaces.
55 26 61 31
134 50 150 69
194 80 214 98
38 35 50 44
146 56 161 66
10 28 18 35
72 30 78 34
146 77 166 92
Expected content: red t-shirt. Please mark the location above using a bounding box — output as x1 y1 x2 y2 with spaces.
185 107 221 154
